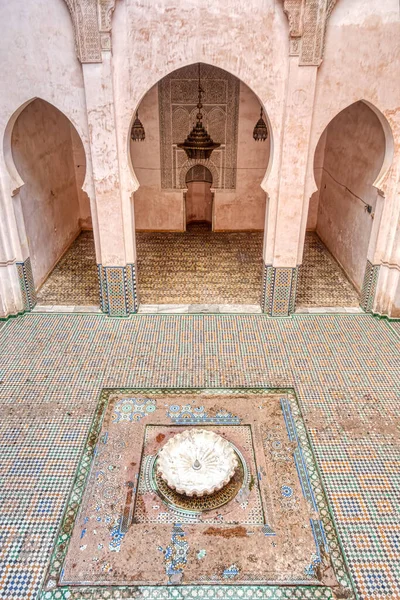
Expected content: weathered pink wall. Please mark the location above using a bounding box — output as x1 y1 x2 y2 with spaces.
131 84 183 230
70 124 91 230
130 79 269 231
12 99 82 287
186 182 212 224
213 82 269 231
315 101 385 291
307 129 327 230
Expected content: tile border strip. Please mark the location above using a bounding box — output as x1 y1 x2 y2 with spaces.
360 260 380 313
16 257 37 311
40 387 355 600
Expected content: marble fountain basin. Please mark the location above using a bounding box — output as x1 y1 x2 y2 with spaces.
156 428 238 497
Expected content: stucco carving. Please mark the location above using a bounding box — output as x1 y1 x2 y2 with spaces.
281 0 337 65
159 64 240 190
63 0 117 63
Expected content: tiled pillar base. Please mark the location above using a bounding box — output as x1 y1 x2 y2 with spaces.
98 263 138 316
261 264 298 316
16 257 37 311
360 260 380 313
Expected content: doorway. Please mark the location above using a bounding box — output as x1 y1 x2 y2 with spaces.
185 165 213 229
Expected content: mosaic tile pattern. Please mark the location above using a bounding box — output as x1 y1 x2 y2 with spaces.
136 223 264 304
98 264 139 316
1 313 400 599
16 257 37 311
36 232 99 306
33 230 360 310
44 390 353 595
297 233 360 307
262 265 298 316
360 260 380 313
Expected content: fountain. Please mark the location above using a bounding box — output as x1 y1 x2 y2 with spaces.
156 429 238 497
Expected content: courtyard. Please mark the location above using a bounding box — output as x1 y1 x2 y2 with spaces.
0 312 399 599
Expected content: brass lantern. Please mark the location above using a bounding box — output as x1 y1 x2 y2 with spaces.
253 108 268 142
178 64 220 160
131 111 145 142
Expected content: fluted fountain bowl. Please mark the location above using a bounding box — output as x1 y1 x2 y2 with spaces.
157 429 238 497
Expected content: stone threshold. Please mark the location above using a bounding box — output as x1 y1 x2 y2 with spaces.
31 304 364 315
138 304 263 314
32 305 102 313
295 306 363 314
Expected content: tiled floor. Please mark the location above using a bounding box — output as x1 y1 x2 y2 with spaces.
297 232 360 307
0 313 400 599
36 231 99 306
34 229 360 309
136 223 263 304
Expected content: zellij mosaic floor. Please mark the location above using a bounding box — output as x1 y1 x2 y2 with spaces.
35 229 359 308
0 313 399 600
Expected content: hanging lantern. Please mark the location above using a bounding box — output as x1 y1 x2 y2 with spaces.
253 108 268 142
177 64 221 160
131 111 146 142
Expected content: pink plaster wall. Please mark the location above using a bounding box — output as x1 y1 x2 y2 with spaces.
186 182 212 224
213 82 269 231
131 85 183 230
12 99 82 288
316 101 385 291
130 79 269 231
70 124 91 230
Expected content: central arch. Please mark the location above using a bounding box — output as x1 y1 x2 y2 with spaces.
129 62 271 307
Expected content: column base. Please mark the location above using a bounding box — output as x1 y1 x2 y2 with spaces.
261 264 298 316
98 263 138 316
16 257 37 311
360 260 380 313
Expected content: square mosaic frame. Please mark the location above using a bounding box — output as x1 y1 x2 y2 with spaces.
40 387 356 600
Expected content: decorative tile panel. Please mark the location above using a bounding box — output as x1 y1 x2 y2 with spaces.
97 263 138 316
16 257 37 311
262 264 298 316
360 260 380 313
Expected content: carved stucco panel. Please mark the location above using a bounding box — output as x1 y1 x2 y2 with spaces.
281 0 337 65
63 0 117 63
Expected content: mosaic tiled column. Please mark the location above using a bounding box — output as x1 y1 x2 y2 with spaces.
16 257 37 311
261 264 298 316
98 263 138 316
360 260 380 313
